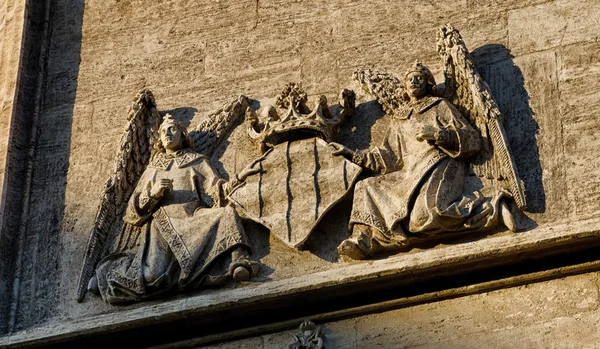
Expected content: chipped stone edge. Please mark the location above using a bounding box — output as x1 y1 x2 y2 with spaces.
2 217 600 347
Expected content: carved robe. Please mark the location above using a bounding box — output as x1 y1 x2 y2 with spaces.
350 96 503 246
95 149 249 304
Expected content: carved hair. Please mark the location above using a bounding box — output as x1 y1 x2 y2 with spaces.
153 114 193 154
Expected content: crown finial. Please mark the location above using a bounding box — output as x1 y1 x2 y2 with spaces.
404 60 436 87
246 83 356 148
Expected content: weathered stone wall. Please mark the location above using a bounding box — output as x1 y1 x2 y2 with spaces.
0 0 80 334
203 271 600 348
0 0 25 332
2 0 600 346
0 1 24 193
0 0 47 335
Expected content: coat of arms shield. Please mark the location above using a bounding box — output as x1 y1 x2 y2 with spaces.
228 137 362 248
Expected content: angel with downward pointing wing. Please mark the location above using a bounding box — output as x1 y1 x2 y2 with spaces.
78 93 262 305
330 25 527 260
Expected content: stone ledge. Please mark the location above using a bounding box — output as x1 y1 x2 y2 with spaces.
2 216 600 348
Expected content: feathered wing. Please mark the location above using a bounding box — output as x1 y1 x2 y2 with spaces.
76 89 160 302
189 95 249 156
352 69 406 116
437 24 527 210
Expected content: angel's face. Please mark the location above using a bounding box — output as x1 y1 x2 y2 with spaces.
160 124 184 151
405 72 427 99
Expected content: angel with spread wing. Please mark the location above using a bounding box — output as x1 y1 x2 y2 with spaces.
77 91 261 304
330 25 527 260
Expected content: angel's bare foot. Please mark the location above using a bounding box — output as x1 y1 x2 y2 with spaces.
88 276 100 296
232 266 251 281
339 224 411 260
338 225 374 260
338 238 368 260
500 201 517 232
229 247 260 281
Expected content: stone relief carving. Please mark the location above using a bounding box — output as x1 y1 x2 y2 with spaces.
333 24 527 259
228 83 361 249
77 91 261 304
289 320 325 349
75 24 530 304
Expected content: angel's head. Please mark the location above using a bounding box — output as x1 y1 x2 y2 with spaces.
155 114 193 153
403 61 436 100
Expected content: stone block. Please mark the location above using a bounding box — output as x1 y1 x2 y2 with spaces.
328 1 467 85
512 51 566 222
352 273 599 347
417 312 600 349
558 41 600 218
467 0 551 13
508 0 600 56
463 8 510 66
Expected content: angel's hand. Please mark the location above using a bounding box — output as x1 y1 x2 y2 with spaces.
415 125 438 142
236 148 273 182
329 142 355 159
237 165 260 183
150 178 173 199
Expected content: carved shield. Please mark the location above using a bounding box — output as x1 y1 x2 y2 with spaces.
228 137 362 248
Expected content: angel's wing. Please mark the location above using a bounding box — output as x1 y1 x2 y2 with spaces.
352 69 406 116
76 89 160 302
437 24 527 210
189 95 249 156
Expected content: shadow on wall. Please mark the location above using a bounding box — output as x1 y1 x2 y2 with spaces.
161 107 198 129
472 44 545 215
305 100 386 262
0 0 85 334
336 100 386 151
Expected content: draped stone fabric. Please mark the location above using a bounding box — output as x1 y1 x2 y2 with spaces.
95 150 250 304
349 97 504 248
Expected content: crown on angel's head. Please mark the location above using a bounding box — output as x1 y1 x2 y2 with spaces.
160 113 184 131
404 60 436 86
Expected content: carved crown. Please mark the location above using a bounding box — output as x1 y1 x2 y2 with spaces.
246 83 355 149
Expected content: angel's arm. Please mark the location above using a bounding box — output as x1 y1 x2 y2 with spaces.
335 129 402 174
194 158 253 207
123 173 160 226
434 100 481 159
353 139 401 174
192 160 229 208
